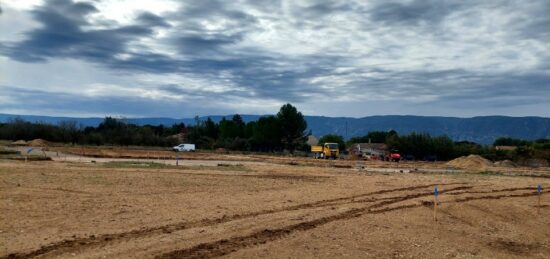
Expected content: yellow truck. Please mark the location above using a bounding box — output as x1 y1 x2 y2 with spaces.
311 142 339 159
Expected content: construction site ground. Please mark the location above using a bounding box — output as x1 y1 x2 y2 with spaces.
1 145 550 258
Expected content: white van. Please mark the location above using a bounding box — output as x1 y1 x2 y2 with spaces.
172 144 195 152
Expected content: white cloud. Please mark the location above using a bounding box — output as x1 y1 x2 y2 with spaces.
0 5 41 42
1 0 43 10
0 0 548 117
89 0 179 25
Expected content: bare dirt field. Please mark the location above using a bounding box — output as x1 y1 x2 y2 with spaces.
45 146 453 170
1 148 550 258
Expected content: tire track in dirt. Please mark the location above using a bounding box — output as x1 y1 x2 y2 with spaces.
444 187 535 195
156 189 538 259
370 191 538 214
1 183 466 259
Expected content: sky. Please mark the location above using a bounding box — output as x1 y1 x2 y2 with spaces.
0 0 549 118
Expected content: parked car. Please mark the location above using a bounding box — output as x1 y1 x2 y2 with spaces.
172 144 195 152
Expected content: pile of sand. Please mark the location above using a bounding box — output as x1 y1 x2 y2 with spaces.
28 139 49 147
11 140 28 146
447 155 493 170
100 149 119 157
523 159 549 168
494 160 517 168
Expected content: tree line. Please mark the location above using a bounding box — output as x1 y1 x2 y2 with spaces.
323 131 549 162
1 103 547 162
0 104 309 152
184 104 308 152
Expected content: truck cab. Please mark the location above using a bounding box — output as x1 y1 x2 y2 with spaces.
311 142 340 159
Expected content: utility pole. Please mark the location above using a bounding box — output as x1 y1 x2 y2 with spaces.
345 121 348 140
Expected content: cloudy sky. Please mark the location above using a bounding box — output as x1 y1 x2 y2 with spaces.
0 0 549 118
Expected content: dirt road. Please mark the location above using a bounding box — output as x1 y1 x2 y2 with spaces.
1 156 549 258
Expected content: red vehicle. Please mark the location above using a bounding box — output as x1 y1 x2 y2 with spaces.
386 150 401 162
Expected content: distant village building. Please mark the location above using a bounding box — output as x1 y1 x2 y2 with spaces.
171 132 187 142
307 135 319 146
495 145 517 151
349 143 388 159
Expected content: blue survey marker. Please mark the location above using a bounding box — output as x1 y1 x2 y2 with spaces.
434 186 439 197
538 184 542 193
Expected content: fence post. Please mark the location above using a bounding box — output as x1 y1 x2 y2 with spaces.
434 186 439 221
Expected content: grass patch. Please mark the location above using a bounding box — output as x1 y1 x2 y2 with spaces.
0 149 20 155
4 155 52 161
102 161 251 172
102 161 173 169
413 169 550 179
0 140 13 146
214 164 250 172
475 170 550 179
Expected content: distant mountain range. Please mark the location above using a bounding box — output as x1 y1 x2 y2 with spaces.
1 113 549 144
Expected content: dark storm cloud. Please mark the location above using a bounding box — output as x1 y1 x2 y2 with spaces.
159 84 254 100
0 86 217 116
65 0 98 15
293 2 357 20
437 72 550 104
166 1 257 55
368 0 463 26
105 52 180 73
306 2 353 14
361 69 550 108
178 1 257 23
509 1 550 41
0 0 549 117
136 12 171 28
176 34 242 55
167 0 257 36
169 53 336 102
0 0 156 63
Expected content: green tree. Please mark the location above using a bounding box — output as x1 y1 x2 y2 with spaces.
277 103 307 152
493 137 529 147
58 120 81 145
347 131 395 146
218 117 234 140
203 117 218 139
318 134 345 151
366 131 391 143
232 114 245 137
218 114 246 143
432 135 454 160
187 118 217 149
346 136 369 145
251 116 282 152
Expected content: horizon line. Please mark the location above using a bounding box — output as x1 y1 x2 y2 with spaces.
1 113 549 120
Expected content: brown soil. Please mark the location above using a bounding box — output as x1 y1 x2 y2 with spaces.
1 153 549 258
10 140 27 146
494 160 517 168
27 139 49 147
49 146 453 170
446 155 494 171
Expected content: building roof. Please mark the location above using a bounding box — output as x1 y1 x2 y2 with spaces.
356 143 388 150
495 145 517 151
307 135 319 146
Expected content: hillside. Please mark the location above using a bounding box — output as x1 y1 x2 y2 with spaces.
1 114 549 144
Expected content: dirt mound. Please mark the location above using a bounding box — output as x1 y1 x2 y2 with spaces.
28 139 49 147
11 140 28 146
494 160 517 168
447 155 493 171
523 159 549 168
100 149 119 157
